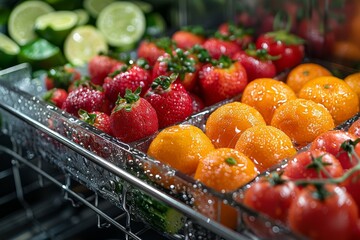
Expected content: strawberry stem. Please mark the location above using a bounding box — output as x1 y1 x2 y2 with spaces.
78 109 97 125
114 87 141 112
151 74 178 91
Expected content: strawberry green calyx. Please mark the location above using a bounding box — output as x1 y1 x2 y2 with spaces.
190 45 211 63
245 43 280 61
215 23 253 41
114 87 141 112
181 25 206 36
265 30 305 45
78 109 97 125
42 88 55 103
136 58 151 70
151 73 178 91
47 65 75 89
211 55 234 68
166 48 196 80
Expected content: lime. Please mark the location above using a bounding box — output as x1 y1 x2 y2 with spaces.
146 12 166 36
8 1 54 46
35 11 78 46
83 0 115 18
74 9 89 26
96 1 145 48
64 25 108 66
0 32 20 69
18 38 66 70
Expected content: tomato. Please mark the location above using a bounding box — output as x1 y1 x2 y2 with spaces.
283 149 344 180
288 184 358 240
232 48 277 82
243 175 299 223
344 169 360 216
310 130 360 170
348 118 360 138
255 30 305 73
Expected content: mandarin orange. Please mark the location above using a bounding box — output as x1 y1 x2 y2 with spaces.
298 76 359 125
271 98 335 148
344 72 360 101
234 125 296 172
241 78 297 124
194 148 258 229
286 63 332 95
205 102 266 148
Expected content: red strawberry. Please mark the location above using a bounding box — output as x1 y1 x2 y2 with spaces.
152 48 201 92
217 22 253 49
62 87 111 117
188 92 205 113
103 59 152 104
232 44 277 81
88 55 122 85
137 37 174 66
202 36 241 60
78 109 111 135
199 55 248 106
144 74 193 129
110 88 158 143
45 65 81 90
172 26 206 49
43 88 68 108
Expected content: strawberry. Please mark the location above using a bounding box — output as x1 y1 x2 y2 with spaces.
78 109 111 135
217 22 253 49
188 92 205 113
137 37 174 66
88 55 122 85
202 35 242 60
62 87 111 117
199 55 248 106
144 74 193 129
103 59 152 104
110 88 158 143
43 88 68 108
172 26 206 49
152 48 201 92
45 65 81 90
232 44 278 81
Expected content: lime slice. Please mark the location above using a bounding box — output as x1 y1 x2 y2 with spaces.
18 38 66 70
35 11 78 46
83 0 115 18
64 25 108 66
0 32 20 68
74 9 89 26
8 1 54 46
96 1 145 48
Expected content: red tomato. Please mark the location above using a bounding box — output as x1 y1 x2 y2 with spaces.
255 31 305 73
348 118 360 138
288 184 358 240
283 149 344 180
344 169 360 216
310 130 360 170
243 175 299 223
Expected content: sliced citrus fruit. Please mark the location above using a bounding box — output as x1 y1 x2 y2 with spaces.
35 11 78 46
8 1 54 46
83 0 115 18
96 1 146 47
17 38 66 70
64 25 108 66
0 32 20 69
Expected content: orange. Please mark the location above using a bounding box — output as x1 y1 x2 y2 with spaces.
234 125 296 172
241 78 297 124
147 124 214 175
286 63 332 95
344 72 360 101
205 102 266 148
193 148 258 229
332 40 360 62
271 98 335 148
298 76 359 125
